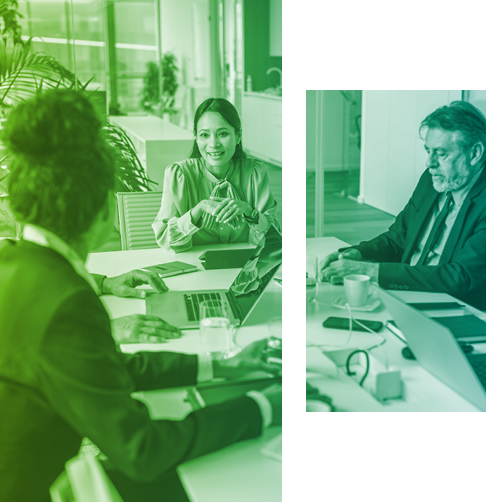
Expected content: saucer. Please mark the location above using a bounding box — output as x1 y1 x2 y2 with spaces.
331 294 381 312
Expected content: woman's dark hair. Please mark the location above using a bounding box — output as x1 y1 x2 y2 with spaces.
190 97 246 159
2 89 115 244
420 101 486 154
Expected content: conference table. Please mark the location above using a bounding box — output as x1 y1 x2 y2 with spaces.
86 241 282 502
307 236 486 412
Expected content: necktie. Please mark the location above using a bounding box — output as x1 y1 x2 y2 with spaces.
416 192 453 266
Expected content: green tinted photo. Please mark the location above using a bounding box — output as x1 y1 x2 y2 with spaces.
0 2 282 501
307 90 486 412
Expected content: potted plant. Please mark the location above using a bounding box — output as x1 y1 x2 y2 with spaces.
141 52 179 120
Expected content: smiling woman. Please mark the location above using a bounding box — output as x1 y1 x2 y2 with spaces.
152 97 280 252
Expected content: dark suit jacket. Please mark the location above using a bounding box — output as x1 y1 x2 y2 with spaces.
0 240 262 502
347 168 486 310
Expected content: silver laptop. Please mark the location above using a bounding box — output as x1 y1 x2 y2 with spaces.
146 225 282 329
379 289 486 411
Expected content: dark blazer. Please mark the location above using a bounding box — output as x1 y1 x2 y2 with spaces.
0 240 262 502
349 168 486 310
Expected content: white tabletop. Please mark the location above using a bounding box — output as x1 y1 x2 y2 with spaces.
109 115 194 142
86 243 282 501
307 236 482 412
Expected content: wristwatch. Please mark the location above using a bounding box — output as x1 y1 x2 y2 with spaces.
244 208 260 225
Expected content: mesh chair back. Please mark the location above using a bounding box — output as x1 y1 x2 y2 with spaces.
117 191 163 250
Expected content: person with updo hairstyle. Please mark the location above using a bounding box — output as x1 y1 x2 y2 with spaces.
152 97 280 252
6 87 114 244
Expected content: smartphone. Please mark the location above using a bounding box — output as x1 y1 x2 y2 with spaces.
407 302 464 311
323 316 383 332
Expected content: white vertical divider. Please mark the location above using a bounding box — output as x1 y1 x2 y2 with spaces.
314 91 325 237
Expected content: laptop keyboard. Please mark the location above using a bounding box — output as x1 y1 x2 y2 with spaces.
467 354 486 388
184 292 223 322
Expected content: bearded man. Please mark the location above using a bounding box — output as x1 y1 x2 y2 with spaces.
320 101 486 310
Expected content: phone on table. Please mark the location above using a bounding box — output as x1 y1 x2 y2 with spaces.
323 316 383 332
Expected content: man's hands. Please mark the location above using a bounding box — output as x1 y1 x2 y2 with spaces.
213 338 282 381
102 269 168 299
319 248 362 271
319 248 379 284
111 314 182 344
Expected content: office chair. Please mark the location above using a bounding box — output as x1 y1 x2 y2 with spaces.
50 455 124 502
117 191 163 251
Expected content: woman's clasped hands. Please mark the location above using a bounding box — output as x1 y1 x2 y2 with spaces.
207 196 252 224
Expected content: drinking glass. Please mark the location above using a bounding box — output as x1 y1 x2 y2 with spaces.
200 300 235 360
306 254 318 303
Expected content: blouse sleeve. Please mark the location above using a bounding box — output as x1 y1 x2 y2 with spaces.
152 163 200 253
247 160 280 244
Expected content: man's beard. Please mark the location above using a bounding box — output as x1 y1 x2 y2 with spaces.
431 159 472 192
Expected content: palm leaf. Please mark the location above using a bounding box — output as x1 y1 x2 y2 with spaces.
0 29 156 195
0 40 82 115
103 124 157 193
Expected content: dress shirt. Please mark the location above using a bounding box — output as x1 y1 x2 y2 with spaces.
410 168 484 266
22 224 272 425
152 158 279 253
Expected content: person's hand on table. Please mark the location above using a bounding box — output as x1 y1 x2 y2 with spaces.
211 197 252 224
319 248 365 284
212 338 282 380
111 314 182 344
319 248 362 276
102 269 168 298
321 253 379 285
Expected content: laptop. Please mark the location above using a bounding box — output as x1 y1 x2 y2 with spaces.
379 289 486 411
146 225 282 329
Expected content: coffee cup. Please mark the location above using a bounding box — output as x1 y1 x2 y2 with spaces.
343 274 370 307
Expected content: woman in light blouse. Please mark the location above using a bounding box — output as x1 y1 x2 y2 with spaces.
152 98 279 252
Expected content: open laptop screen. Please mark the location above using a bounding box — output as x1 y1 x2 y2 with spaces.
228 225 282 322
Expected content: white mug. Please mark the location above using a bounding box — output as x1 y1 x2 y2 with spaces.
343 274 370 307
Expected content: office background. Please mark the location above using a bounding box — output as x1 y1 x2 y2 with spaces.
0 0 282 247
306 90 486 246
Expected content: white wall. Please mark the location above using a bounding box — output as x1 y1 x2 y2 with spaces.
306 90 344 172
160 0 211 128
360 90 462 216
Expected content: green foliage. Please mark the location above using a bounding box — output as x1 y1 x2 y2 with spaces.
103 124 157 192
0 35 88 118
141 52 179 115
141 61 159 110
161 52 178 97
0 1 23 44
0 2 157 238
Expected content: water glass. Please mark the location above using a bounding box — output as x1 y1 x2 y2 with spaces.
200 300 232 360
306 254 318 303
